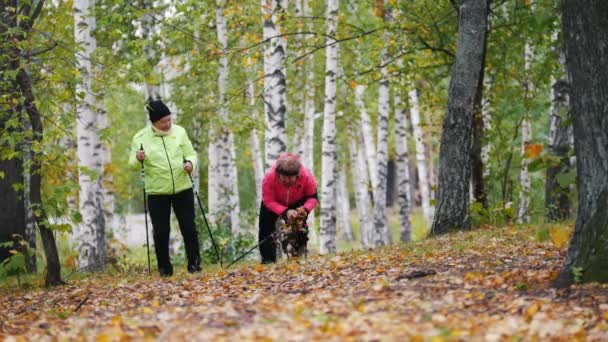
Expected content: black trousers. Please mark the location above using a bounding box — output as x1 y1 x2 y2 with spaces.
258 199 308 263
147 188 201 274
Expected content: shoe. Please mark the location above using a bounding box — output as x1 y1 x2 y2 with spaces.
159 267 173 277
261 259 275 264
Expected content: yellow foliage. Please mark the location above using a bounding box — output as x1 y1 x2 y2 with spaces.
549 226 570 248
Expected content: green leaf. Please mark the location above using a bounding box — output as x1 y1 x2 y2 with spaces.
556 170 576 188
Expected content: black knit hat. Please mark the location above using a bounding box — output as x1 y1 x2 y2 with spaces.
146 100 171 122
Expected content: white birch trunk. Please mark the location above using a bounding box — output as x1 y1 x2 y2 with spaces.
337 166 354 241
216 0 240 234
302 0 317 247
373 26 391 247
423 109 436 205
208 137 219 225
141 0 160 102
408 85 432 224
481 74 493 178
262 0 288 170
517 119 532 223
394 69 412 242
319 0 339 255
245 60 264 211
355 85 378 196
74 0 105 270
348 127 373 249
517 40 534 223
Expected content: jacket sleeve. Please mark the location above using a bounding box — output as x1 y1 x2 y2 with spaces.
301 169 319 213
262 172 288 216
128 133 142 170
180 128 198 172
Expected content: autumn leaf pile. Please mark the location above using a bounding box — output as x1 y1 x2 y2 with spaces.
1 225 607 341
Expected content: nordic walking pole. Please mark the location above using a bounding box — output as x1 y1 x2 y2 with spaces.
225 232 276 269
139 144 151 274
186 168 223 269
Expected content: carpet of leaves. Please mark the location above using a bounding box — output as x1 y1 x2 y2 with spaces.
1 225 607 341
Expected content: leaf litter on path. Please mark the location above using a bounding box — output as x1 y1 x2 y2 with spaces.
1 225 607 341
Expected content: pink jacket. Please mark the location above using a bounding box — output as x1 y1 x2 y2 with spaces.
262 163 318 216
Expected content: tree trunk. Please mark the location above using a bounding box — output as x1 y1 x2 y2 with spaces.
355 85 378 196
348 127 373 249
517 17 535 223
555 0 608 287
372 16 391 247
141 0 161 102
216 0 240 234
262 0 288 170
302 0 317 247
338 166 354 241
394 67 413 242
319 0 339 255
245 55 264 212
545 80 572 221
431 0 488 235
471 40 488 208
481 75 492 180
17 68 63 286
408 85 432 223
74 0 105 270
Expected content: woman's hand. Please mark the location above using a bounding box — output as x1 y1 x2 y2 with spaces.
183 160 193 174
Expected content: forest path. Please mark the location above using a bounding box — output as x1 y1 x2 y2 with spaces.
2 225 607 340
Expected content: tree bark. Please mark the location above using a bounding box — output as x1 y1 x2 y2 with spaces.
431 0 488 235
17 69 63 286
348 126 373 249
74 0 106 270
262 0 288 170
545 80 572 221
373 7 391 247
555 0 608 287
394 66 413 242
319 0 339 255
408 85 432 223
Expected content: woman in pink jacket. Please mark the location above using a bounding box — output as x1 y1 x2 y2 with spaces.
259 153 318 263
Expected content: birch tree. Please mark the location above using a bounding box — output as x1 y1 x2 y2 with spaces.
372 0 391 247
545 28 572 221
302 0 317 246
262 0 288 170
348 127 373 248
216 0 240 234
545 79 572 221
73 0 106 270
394 62 412 242
408 85 432 223
141 0 160 102
245 53 264 210
319 0 339 255
431 0 488 235
517 4 535 223
337 166 354 241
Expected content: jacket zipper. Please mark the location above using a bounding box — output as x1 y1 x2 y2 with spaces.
160 137 176 194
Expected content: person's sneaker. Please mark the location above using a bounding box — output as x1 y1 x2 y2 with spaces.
261 259 275 264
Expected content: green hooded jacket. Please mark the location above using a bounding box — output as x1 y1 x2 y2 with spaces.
129 124 198 195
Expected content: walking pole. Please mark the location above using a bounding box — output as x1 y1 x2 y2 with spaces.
225 232 276 269
186 170 223 269
140 144 151 274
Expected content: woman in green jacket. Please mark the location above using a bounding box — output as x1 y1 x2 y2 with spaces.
129 100 201 277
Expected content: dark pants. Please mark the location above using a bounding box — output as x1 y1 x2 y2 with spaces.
148 188 201 275
259 199 308 263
